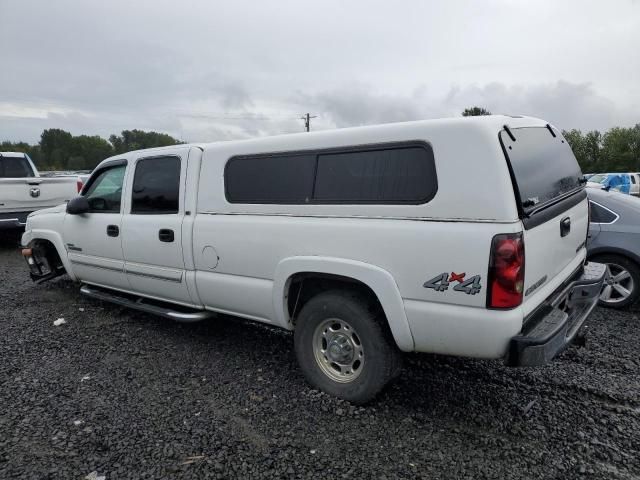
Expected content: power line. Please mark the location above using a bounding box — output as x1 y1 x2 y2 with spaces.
300 113 318 132
181 112 301 121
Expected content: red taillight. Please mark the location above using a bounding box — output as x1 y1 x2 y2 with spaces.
76 178 83 193
487 233 525 309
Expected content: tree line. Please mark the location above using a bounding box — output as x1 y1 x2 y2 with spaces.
1 129 182 171
3 109 639 173
462 106 640 173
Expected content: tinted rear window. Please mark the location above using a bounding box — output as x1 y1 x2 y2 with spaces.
0 156 34 178
131 156 181 214
500 127 582 212
589 201 617 224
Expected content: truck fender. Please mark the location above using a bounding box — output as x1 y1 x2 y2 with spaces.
273 256 415 352
22 228 77 281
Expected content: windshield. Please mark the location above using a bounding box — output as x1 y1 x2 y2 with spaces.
500 126 583 212
589 174 607 184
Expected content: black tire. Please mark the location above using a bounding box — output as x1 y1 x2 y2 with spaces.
294 289 402 404
592 254 640 309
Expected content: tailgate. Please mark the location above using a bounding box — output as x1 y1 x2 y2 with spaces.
0 177 78 213
522 195 588 302
500 125 587 300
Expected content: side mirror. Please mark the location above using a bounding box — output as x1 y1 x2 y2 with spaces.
66 196 90 215
603 185 611 192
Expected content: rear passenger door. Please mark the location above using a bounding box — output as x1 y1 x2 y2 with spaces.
121 150 194 306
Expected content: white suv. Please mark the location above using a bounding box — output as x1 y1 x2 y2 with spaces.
21 115 605 403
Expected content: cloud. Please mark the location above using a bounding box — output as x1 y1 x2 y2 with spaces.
1 79 637 145
1 0 638 144
298 84 430 128
301 80 636 133
440 81 625 132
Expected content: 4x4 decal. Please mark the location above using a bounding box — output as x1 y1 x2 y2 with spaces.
423 272 482 295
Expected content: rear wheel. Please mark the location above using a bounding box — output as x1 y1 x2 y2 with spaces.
593 254 640 309
294 290 402 404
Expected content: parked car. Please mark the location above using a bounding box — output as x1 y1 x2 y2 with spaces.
586 173 635 195
20 116 605 403
587 188 640 308
630 173 640 196
0 152 82 230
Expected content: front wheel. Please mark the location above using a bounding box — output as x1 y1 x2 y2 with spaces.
294 290 402 404
593 254 640 309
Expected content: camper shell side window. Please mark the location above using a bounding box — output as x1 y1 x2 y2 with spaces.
224 141 437 205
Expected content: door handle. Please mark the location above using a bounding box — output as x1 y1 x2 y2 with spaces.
106 225 119 237
560 217 571 237
158 229 174 243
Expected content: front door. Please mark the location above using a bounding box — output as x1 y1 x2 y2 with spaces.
63 162 130 290
121 150 194 306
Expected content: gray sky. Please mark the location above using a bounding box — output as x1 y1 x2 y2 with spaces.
1 0 639 143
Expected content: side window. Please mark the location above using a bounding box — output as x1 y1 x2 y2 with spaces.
84 165 126 213
225 154 316 203
224 142 437 205
131 156 181 214
631 176 636 184
313 146 437 203
589 201 617 224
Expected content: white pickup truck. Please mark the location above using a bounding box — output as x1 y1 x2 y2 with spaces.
20 116 605 403
1 152 80 230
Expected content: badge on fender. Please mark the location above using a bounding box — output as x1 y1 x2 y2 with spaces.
423 272 482 295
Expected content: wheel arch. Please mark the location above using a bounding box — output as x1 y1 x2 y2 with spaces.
23 229 76 280
588 247 640 268
273 256 414 352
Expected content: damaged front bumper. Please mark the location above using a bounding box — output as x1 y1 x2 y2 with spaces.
21 246 65 283
506 262 606 366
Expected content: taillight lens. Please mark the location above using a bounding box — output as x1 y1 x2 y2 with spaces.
487 233 525 309
76 178 83 193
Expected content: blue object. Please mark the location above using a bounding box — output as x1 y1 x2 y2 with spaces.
600 173 631 194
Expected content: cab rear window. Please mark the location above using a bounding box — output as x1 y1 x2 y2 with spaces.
0 156 34 178
500 126 583 213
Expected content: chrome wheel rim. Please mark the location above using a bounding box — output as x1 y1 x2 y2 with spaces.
600 263 634 304
312 318 364 383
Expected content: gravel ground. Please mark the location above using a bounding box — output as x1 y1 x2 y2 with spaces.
0 231 639 480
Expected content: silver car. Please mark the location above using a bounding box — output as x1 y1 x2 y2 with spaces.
587 188 640 308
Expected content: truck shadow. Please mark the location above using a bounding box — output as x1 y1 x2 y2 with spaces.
0 229 23 249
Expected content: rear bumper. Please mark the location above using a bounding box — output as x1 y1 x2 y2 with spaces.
506 261 606 366
0 211 29 230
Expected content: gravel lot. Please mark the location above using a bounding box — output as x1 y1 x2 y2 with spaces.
1 231 639 480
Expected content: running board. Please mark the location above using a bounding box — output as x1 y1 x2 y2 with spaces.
80 284 213 323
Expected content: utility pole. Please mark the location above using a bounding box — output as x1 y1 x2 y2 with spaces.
300 113 317 132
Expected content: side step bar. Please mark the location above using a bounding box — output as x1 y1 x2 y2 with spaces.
80 284 213 323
